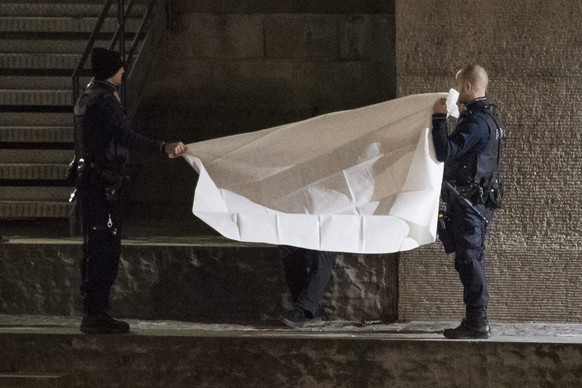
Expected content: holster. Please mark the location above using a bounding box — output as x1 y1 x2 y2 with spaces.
66 156 79 185
455 184 484 204
81 162 128 203
482 174 503 209
437 211 455 253
100 170 129 202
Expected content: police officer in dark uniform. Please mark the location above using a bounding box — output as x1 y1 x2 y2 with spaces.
75 47 186 334
432 64 503 339
279 246 336 327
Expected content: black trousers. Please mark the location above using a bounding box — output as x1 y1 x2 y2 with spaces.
77 179 123 315
280 246 336 316
447 200 493 313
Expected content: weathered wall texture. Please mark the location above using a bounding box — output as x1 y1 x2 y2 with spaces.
0 241 398 322
128 1 396 233
3 332 582 387
396 1 582 322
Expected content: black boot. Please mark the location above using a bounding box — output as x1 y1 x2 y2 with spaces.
444 307 491 339
443 318 491 339
81 312 130 334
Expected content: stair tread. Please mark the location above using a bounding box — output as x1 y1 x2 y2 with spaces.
0 125 71 129
0 40 109 54
0 16 142 34
0 200 74 218
0 3 145 18
0 53 84 69
0 126 73 143
0 52 141 70
0 112 72 126
0 150 74 164
0 76 91 90
0 187 74 201
0 164 69 180
0 89 73 106
0 162 69 166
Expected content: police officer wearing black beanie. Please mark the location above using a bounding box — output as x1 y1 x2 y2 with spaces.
74 47 187 334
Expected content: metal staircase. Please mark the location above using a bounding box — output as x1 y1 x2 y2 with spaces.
0 0 166 233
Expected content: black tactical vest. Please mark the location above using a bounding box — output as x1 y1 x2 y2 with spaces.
73 80 128 167
443 104 503 186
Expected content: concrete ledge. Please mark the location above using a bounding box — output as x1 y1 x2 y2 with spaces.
1 316 582 387
0 237 398 322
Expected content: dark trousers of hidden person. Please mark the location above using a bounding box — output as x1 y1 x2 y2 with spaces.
279 246 336 327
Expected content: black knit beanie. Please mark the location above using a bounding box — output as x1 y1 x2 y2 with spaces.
91 47 124 80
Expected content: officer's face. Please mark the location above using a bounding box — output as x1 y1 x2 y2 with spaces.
110 67 125 86
455 77 470 104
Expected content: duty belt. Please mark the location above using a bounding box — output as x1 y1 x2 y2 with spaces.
442 182 489 224
446 183 483 204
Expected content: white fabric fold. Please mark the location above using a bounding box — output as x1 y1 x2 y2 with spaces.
181 91 457 253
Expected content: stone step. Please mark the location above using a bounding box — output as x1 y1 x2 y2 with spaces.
0 53 84 70
0 164 69 180
0 373 71 388
0 76 91 90
0 200 73 218
0 149 74 164
0 51 145 71
0 238 398 321
0 17 142 34
0 89 73 106
0 112 72 127
0 3 145 18
0 187 72 201
14 0 151 4
0 39 110 54
0 126 73 143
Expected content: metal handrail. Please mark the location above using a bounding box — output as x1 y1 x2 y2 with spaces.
71 0 158 105
109 0 136 51
71 0 114 103
126 0 157 69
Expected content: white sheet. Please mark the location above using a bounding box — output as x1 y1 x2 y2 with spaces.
181 91 458 253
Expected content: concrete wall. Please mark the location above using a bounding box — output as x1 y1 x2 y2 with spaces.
0 240 398 323
396 1 582 322
127 0 396 233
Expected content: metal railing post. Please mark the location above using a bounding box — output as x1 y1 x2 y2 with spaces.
118 0 127 108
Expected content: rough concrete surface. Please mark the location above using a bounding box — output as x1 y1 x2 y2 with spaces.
396 0 582 323
1 314 582 387
0 237 398 323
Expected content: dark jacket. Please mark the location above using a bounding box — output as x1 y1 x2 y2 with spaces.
432 98 502 186
74 80 164 168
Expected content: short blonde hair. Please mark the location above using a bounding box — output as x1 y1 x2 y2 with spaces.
456 64 489 91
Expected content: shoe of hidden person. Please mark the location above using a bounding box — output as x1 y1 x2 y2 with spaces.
81 313 130 334
443 318 491 339
279 308 322 328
